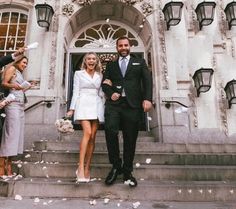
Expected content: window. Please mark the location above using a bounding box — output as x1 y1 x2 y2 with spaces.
74 23 139 48
0 11 28 57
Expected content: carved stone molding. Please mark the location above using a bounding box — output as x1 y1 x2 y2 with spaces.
71 0 153 16
157 3 169 90
218 0 227 37
188 88 198 128
219 82 229 136
62 3 74 16
48 1 60 89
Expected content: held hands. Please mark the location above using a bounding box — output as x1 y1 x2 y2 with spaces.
66 110 74 117
111 93 120 101
142 100 152 112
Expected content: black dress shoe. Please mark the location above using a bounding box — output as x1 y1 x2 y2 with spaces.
123 173 137 187
105 167 122 185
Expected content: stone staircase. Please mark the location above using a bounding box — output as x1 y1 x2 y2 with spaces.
1 131 236 201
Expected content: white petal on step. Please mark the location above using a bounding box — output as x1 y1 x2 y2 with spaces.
117 203 121 207
46 174 50 178
89 200 97 205
48 200 53 204
24 154 31 158
14 194 23 200
140 178 144 181
145 158 152 164
43 202 48 205
104 198 109 204
17 164 22 168
62 198 67 201
42 166 47 170
57 180 62 183
132 201 141 209
90 178 97 182
135 163 140 167
34 197 40 203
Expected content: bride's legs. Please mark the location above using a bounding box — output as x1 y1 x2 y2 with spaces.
76 120 92 179
84 120 99 179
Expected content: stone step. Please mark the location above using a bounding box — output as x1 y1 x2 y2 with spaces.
59 131 155 142
21 150 236 165
33 140 236 153
2 178 236 201
14 162 236 181
33 141 159 152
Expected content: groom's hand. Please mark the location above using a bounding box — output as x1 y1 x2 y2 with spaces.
111 93 120 101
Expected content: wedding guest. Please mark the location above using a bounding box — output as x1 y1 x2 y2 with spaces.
0 56 31 176
66 52 104 183
102 36 153 187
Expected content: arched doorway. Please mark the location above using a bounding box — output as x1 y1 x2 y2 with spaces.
67 21 148 130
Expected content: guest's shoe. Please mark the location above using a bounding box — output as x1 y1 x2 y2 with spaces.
105 167 122 185
123 173 137 187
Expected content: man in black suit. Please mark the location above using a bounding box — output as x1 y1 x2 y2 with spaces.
102 37 153 187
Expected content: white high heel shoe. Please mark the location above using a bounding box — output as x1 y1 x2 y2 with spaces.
75 170 89 183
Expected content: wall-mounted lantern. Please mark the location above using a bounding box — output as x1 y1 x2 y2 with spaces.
162 1 184 30
192 68 214 97
195 1 216 29
35 3 54 31
224 79 236 108
224 1 236 30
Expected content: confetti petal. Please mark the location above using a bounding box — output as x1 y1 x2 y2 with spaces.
133 201 141 209
145 158 151 164
104 198 109 204
14 194 23 200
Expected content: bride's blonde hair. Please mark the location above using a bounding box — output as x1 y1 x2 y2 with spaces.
81 52 102 73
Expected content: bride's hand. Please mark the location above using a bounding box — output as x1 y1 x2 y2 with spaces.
103 79 112 86
66 110 74 117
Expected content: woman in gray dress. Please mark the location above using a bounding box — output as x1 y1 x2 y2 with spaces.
0 56 30 176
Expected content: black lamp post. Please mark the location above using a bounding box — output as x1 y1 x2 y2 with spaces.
192 68 214 97
35 3 54 31
224 2 236 30
224 79 236 108
162 1 184 30
195 1 216 29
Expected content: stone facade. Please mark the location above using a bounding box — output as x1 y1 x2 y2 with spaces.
0 0 236 147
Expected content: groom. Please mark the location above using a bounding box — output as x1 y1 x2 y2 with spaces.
102 36 153 187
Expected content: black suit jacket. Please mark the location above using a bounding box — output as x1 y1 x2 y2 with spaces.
0 54 14 69
102 56 152 108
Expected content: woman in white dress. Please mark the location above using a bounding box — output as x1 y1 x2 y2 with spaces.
67 52 104 183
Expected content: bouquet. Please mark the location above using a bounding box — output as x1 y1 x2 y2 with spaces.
55 117 74 133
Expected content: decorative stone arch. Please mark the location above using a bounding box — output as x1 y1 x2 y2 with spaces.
64 0 153 50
